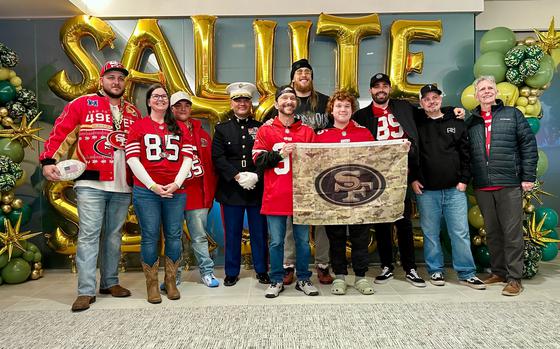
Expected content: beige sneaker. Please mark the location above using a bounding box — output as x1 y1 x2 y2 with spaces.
502 280 524 296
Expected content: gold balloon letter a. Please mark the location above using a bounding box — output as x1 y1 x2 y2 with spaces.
388 20 442 98
121 19 191 99
48 16 116 101
192 15 229 100
316 13 381 96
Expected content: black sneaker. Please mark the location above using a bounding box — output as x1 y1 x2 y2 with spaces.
224 275 239 287
256 273 271 284
460 276 486 290
430 272 445 286
374 266 394 284
405 269 426 288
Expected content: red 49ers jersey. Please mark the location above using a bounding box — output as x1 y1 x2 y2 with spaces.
315 120 374 143
372 105 408 141
125 117 193 192
252 117 314 216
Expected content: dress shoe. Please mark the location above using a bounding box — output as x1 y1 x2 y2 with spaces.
502 280 524 296
283 267 295 285
71 295 96 312
483 274 506 285
224 275 239 287
99 284 131 297
256 273 271 284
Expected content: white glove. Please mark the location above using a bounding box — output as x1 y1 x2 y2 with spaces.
238 172 258 190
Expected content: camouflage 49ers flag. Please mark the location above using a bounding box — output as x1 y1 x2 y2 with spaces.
292 140 408 225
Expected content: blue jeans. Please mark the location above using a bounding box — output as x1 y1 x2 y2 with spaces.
416 187 476 280
267 215 311 283
132 186 186 266
222 204 268 276
75 187 130 296
185 208 214 277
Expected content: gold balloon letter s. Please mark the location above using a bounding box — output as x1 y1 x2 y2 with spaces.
388 20 442 98
48 15 116 101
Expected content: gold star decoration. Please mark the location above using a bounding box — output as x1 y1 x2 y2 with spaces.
523 211 560 246
0 113 46 149
524 180 555 206
533 17 560 54
0 215 41 261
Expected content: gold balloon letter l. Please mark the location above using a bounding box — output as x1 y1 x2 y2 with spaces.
316 13 381 96
388 20 442 98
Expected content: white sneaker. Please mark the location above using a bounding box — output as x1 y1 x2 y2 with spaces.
201 274 220 288
265 282 284 298
430 272 445 286
295 280 319 296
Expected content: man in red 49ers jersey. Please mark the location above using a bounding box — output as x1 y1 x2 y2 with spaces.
40 61 140 312
252 85 318 298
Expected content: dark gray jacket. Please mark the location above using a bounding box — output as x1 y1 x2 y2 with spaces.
466 99 538 188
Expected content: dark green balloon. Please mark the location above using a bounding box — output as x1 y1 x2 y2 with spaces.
526 117 540 134
535 207 558 231
474 245 491 268
0 81 16 104
504 46 526 67
7 204 31 226
548 229 558 240
0 253 8 269
541 242 558 261
1 257 31 284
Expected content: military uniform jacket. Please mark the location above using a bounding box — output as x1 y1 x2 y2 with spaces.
212 116 264 206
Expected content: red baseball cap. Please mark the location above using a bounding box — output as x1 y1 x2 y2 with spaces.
100 61 129 76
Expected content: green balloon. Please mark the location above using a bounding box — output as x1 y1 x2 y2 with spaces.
0 81 16 104
535 207 559 231
468 205 485 229
8 204 31 226
33 251 41 262
548 229 558 240
27 242 38 253
0 139 23 163
541 242 558 261
1 257 31 284
0 253 8 269
474 245 491 268
526 117 540 134
480 27 517 54
536 149 549 177
10 245 23 258
474 51 507 82
22 250 34 262
525 54 555 88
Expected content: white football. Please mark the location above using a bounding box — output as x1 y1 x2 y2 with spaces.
56 160 86 181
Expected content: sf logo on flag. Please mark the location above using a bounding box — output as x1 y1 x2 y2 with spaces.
315 164 385 206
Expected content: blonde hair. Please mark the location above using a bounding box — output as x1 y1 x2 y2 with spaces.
474 75 497 93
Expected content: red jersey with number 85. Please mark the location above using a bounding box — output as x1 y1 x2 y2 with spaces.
125 117 193 192
252 118 314 216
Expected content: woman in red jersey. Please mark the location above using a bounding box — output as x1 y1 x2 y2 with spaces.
125 84 193 304
316 90 375 296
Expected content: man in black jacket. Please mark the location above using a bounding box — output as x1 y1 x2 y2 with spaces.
352 73 425 287
212 82 270 286
411 84 485 290
466 75 537 296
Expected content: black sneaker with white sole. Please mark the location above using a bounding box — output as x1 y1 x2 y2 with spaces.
460 276 486 290
295 280 319 296
430 272 445 286
405 269 426 288
374 266 394 284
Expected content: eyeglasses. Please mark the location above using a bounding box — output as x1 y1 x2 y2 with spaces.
151 94 168 100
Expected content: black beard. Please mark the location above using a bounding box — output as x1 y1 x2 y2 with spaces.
372 92 389 104
103 87 125 99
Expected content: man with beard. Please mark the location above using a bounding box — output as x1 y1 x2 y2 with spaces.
41 61 141 311
212 82 270 286
266 58 333 286
253 85 318 298
352 73 426 287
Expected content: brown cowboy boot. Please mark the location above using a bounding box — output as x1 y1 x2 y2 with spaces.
141 258 161 304
164 256 181 300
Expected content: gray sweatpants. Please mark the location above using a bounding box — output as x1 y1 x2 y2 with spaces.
283 217 330 266
475 187 524 281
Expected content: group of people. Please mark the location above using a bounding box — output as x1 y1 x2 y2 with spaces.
40 59 537 311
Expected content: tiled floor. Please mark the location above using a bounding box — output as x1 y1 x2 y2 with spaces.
1 261 559 311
